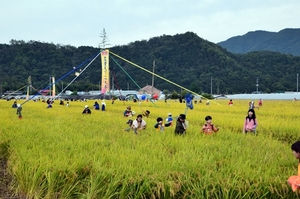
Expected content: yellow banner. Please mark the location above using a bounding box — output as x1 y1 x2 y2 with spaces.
101 50 110 93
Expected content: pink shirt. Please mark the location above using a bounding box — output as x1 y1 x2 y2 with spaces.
243 118 258 131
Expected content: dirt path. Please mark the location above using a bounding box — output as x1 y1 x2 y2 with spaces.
0 157 22 199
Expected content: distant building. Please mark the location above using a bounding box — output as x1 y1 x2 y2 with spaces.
3 91 23 96
252 91 263 94
138 85 161 95
39 90 51 96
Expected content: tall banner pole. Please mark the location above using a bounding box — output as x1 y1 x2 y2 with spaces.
26 76 31 100
101 49 110 94
52 76 56 97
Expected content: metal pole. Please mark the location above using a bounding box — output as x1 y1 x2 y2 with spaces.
152 60 156 95
49 76 51 97
256 77 259 93
210 77 212 95
297 73 299 93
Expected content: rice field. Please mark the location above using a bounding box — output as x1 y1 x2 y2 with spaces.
0 98 300 198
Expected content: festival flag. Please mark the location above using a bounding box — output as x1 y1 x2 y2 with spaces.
101 49 110 93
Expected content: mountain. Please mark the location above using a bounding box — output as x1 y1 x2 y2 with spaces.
218 28 300 56
0 32 300 95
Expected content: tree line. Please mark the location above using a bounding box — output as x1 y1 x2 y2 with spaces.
1 32 300 95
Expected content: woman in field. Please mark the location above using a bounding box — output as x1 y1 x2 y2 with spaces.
82 105 91 114
93 101 100 110
288 141 300 192
243 109 257 134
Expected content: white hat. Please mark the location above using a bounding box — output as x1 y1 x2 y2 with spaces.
168 113 172 116
85 105 88 108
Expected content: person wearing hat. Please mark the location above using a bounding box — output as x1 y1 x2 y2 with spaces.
125 119 133 132
123 106 133 117
174 114 187 135
166 113 173 126
154 117 171 132
201 115 219 135
132 114 146 134
82 105 91 114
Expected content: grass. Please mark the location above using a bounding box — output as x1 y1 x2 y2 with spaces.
0 98 300 198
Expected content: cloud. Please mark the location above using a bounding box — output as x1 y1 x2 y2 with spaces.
0 0 299 47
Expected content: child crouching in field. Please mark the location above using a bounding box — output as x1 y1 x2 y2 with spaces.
201 116 219 135
154 117 171 132
125 119 133 132
288 141 300 192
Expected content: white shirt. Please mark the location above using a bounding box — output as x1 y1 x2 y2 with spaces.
132 119 146 129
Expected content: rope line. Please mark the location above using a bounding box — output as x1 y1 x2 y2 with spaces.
109 51 221 106
57 52 100 96
21 52 100 106
111 55 157 107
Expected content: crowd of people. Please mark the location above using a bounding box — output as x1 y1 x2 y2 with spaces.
11 98 263 136
11 97 300 192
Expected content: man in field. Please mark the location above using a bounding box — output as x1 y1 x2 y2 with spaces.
132 114 146 134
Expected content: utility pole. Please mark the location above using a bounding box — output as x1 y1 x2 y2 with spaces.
256 77 259 93
152 60 156 95
49 76 52 97
210 77 212 95
297 73 299 93
111 75 114 94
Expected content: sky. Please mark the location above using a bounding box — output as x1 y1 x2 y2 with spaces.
1 0 299 48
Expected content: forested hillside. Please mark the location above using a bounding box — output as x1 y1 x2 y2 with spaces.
1 32 300 95
218 28 300 56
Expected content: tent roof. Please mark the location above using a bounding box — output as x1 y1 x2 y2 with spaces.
138 85 161 95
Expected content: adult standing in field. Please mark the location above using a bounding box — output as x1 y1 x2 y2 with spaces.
132 114 146 134
174 114 187 136
16 104 22 119
82 105 91 114
258 99 263 106
243 109 258 134
287 141 300 192
249 101 259 110
228 99 233 106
